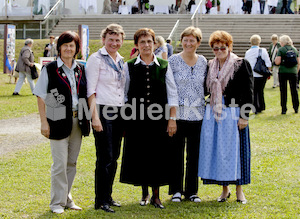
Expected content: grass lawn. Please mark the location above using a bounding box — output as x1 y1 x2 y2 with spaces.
0 46 300 217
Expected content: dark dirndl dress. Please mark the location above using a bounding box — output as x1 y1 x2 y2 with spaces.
120 59 172 187
120 118 171 186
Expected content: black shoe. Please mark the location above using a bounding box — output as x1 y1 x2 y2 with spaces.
109 200 121 207
12 92 19 95
281 110 287 115
217 192 231 202
295 109 298 114
150 197 165 209
98 204 115 213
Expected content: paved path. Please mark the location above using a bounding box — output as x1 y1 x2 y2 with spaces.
0 113 48 156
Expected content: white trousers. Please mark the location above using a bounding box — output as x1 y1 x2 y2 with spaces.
272 65 279 86
14 72 35 93
49 118 82 211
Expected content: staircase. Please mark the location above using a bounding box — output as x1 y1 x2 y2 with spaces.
49 14 300 59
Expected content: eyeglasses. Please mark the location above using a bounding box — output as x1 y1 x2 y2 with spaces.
213 46 227 52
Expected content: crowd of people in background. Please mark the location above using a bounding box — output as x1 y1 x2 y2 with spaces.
101 0 300 15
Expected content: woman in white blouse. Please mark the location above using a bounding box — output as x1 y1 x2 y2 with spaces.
168 26 207 203
245 34 271 114
86 24 125 213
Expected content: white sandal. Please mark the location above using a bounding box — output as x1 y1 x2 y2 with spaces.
189 195 201 203
171 192 182 202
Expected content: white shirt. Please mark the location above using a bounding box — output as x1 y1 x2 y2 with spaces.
124 54 178 107
33 57 79 110
245 46 272 78
86 47 125 106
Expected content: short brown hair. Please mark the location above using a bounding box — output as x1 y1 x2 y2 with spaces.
50 35 55 39
180 26 202 43
101 23 125 40
134 28 155 45
57 31 81 58
209 30 233 51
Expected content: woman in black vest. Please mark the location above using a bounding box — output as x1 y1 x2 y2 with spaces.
33 31 90 214
120 28 178 209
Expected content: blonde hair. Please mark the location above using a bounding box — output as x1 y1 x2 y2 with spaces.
209 30 233 51
271 34 278 40
180 26 202 42
250 34 261 46
101 23 126 40
279 35 293 46
155 36 166 47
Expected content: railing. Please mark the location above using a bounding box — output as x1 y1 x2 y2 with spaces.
191 0 204 27
167 20 180 54
40 0 64 38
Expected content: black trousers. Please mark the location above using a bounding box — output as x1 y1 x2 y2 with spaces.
245 1 252 14
94 106 123 207
279 73 299 112
169 120 202 198
280 0 288 14
254 77 267 113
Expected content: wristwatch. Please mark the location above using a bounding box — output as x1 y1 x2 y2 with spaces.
169 117 176 121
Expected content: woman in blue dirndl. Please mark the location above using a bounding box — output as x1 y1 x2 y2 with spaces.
198 30 254 204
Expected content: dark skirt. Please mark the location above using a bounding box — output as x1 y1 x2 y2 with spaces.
202 126 251 186
120 118 171 186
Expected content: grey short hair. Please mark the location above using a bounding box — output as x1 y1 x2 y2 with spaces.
24 38 34 45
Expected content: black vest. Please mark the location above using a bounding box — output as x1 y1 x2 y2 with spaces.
45 61 90 139
127 58 168 119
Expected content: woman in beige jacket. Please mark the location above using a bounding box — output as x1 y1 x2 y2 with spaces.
13 38 35 95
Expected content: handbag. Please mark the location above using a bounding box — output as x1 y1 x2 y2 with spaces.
30 65 39 80
242 3 247 11
253 49 272 78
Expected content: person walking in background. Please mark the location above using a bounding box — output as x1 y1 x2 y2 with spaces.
120 28 178 209
287 0 294 13
198 30 253 205
33 31 90 214
168 26 207 203
50 36 59 58
13 38 35 95
154 36 168 60
111 0 121 13
166 38 173 58
275 35 299 114
268 34 281 88
280 0 288 13
244 0 252 14
130 47 139 59
44 35 55 57
187 0 196 11
86 24 126 213
245 34 271 114
259 0 266 14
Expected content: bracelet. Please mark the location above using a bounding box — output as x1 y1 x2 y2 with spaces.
169 117 176 121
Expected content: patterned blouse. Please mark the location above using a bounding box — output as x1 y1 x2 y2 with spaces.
168 53 207 121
